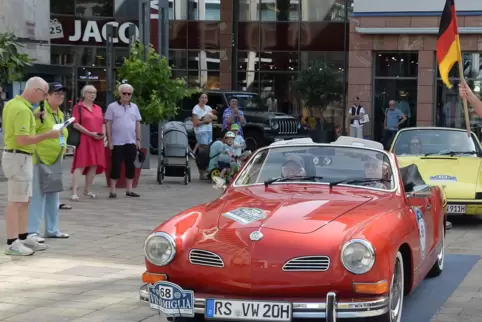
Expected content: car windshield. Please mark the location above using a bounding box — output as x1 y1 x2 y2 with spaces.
227 93 267 111
392 129 481 156
235 145 395 191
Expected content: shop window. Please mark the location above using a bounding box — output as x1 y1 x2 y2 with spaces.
114 48 129 67
373 79 418 142
260 22 298 51
51 0 75 15
375 53 419 78
76 0 114 17
258 52 298 71
260 1 299 22
299 51 344 70
51 46 75 65
436 53 482 81
169 21 188 49
187 21 220 49
187 1 220 20
76 47 107 67
170 50 188 69
259 72 298 114
187 51 220 71
188 70 220 89
239 0 261 21
238 51 261 71
300 0 353 22
299 22 345 51
237 70 260 92
238 22 261 51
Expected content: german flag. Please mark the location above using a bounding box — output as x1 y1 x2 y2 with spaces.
437 0 462 88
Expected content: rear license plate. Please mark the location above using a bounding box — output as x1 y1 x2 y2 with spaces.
447 204 466 214
205 299 292 321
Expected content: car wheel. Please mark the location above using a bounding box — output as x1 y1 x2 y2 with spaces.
244 130 263 152
371 251 404 322
427 224 445 278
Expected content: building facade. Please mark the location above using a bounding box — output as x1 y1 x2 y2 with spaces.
350 0 482 141
1 0 352 123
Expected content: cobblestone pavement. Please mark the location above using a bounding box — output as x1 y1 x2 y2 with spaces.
0 158 481 321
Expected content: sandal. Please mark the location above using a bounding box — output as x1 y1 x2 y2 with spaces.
83 191 96 199
59 204 72 210
70 195 79 201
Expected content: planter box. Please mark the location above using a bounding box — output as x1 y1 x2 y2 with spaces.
104 147 146 189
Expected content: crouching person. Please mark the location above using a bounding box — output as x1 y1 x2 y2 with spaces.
28 83 70 244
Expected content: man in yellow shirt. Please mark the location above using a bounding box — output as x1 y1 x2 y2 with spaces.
2 77 61 256
27 83 70 245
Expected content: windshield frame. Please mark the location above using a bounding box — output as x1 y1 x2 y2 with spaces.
391 127 482 156
225 92 268 111
233 143 400 193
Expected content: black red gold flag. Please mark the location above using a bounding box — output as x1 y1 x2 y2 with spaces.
436 0 462 88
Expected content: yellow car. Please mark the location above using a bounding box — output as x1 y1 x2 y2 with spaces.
390 127 482 216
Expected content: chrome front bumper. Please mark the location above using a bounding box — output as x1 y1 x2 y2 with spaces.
139 284 389 320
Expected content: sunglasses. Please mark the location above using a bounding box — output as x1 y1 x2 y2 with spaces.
122 92 132 96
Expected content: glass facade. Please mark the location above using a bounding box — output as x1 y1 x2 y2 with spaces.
436 53 482 136
373 52 419 142
236 0 352 120
45 0 351 117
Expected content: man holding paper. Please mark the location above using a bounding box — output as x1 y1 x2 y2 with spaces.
27 82 70 246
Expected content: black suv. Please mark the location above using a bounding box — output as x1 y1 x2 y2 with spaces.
150 91 305 153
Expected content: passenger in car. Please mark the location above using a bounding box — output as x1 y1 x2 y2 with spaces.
281 156 306 178
363 156 391 189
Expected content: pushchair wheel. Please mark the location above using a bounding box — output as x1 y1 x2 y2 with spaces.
184 174 189 185
209 168 221 182
157 167 164 184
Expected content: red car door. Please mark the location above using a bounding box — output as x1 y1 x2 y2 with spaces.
407 188 435 263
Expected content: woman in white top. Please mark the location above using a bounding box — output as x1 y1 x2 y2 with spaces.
192 93 217 178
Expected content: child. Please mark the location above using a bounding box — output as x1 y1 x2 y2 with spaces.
230 124 245 157
217 131 236 180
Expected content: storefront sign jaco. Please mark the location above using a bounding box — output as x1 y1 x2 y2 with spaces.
50 17 139 45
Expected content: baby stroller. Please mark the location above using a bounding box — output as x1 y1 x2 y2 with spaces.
157 121 191 185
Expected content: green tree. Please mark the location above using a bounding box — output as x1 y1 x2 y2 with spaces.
0 32 34 88
292 60 343 112
116 41 197 124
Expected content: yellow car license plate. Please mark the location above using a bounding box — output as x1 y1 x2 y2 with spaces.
447 204 466 214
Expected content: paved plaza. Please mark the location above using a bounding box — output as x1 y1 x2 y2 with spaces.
0 157 481 321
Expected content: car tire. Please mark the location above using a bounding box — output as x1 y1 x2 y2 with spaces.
427 223 445 278
370 251 404 322
244 130 263 152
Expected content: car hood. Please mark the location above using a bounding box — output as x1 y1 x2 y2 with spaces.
206 187 373 234
397 155 482 199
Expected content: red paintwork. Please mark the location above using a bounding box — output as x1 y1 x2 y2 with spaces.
144 155 445 302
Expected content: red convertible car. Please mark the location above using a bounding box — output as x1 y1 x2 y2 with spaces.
140 137 446 322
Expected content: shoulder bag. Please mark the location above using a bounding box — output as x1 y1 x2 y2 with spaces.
36 150 64 194
67 104 82 147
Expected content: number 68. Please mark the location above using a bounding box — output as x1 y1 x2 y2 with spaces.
159 286 173 299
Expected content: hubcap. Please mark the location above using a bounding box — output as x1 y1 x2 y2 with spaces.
389 257 403 321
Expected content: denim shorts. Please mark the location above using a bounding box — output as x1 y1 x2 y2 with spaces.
195 131 213 145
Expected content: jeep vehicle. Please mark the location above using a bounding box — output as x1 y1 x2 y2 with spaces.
150 91 305 154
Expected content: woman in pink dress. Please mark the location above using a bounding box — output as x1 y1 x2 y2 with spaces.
70 85 106 200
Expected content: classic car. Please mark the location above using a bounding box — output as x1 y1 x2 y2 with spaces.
390 127 482 216
140 137 446 322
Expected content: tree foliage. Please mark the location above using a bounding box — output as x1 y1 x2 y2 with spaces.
0 33 34 86
292 60 343 109
116 41 197 124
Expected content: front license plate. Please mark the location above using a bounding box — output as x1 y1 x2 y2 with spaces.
148 281 195 317
447 204 466 214
205 299 292 321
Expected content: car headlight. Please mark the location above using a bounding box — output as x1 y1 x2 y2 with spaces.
270 120 279 130
341 239 375 274
144 232 176 266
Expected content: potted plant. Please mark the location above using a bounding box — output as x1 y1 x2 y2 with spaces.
292 60 343 143
105 41 195 188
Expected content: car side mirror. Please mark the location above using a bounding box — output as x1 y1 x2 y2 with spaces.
406 184 432 198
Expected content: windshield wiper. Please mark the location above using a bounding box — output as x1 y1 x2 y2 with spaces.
329 178 391 187
425 151 478 157
264 176 324 187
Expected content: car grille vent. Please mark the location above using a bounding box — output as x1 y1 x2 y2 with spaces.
282 256 330 271
278 119 298 135
475 192 482 200
189 249 224 268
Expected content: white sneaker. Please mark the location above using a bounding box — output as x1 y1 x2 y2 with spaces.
22 238 47 251
27 234 45 243
5 240 35 256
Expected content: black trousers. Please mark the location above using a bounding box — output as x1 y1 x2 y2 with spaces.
111 144 137 180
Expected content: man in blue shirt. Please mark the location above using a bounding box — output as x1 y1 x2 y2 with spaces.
222 97 247 137
382 100 407 150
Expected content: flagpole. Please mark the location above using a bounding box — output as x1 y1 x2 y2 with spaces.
457 56 471 137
